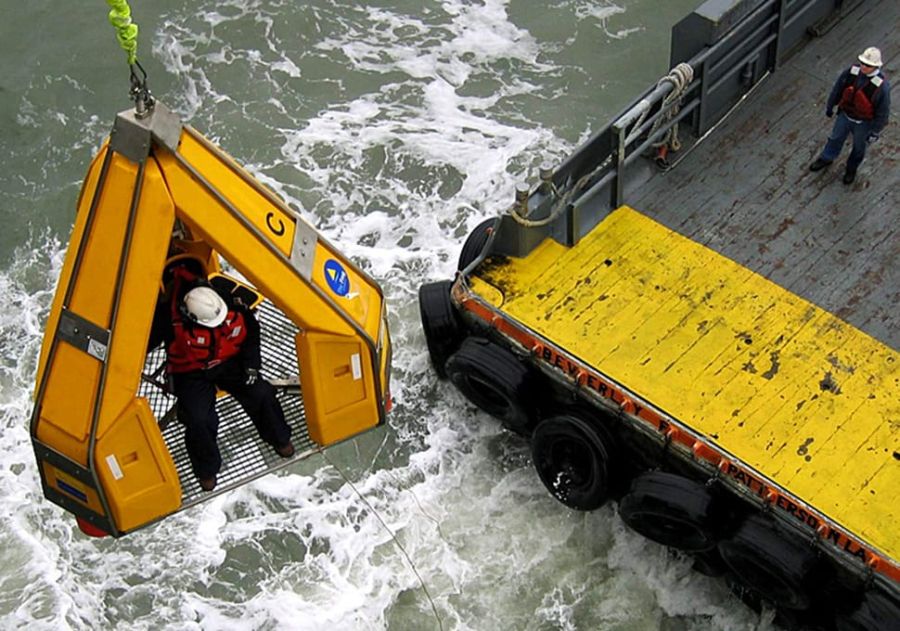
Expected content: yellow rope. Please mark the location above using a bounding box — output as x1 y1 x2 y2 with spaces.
106 0 139 65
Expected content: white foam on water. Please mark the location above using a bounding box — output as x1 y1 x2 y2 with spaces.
573 1 644 40
0 237 91 628
0 1 778 629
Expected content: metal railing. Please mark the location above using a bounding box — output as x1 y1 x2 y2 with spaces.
492 0 845 258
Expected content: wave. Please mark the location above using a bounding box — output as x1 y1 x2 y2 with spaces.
0 1 774 629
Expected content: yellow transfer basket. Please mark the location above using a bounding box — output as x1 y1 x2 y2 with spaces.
31 102 392 537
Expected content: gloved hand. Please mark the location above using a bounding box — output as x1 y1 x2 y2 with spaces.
244 367 259 386
867 132 879 144
825 107 834 118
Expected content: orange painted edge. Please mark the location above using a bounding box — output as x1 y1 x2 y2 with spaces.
454 280 900 586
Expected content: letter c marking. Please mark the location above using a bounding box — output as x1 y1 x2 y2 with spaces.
266 212 285 237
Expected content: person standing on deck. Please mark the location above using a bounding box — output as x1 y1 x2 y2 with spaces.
809 47 891 185
153 265 295 492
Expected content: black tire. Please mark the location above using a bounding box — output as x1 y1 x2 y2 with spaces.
418 280 463 379
531 415 615 510
835 592 900 631
718 514 819 610
692 548 729 577
458 218 495 271
445 337 536 435
618 471 719 552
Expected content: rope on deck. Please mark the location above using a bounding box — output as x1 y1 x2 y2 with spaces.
638 62 694 152
507 63 693 227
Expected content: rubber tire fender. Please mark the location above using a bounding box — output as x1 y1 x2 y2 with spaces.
618 471 719 552
418 280 463 379
691 548 729 577
835 592 900 631
445 337 537 435
458 218 495 271
717 513 819 611
530 414 616 511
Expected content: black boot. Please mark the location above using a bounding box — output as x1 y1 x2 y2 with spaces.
275 441 295 458
842 167 857 185
199 475 217 491
809 158 832 172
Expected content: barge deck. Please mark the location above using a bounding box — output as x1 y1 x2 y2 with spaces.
420 0 899 625
632 0 898 349
471 205 898 564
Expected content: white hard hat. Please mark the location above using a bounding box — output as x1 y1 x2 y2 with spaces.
858 47 883 68
183 287 227 327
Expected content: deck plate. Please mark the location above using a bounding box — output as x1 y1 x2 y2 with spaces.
472 206 899 562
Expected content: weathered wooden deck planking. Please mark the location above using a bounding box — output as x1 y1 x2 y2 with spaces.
632 0 899 350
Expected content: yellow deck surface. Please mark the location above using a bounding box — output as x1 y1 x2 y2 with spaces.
472 206 899 562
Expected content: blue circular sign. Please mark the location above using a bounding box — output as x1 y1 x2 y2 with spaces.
324 259 350 296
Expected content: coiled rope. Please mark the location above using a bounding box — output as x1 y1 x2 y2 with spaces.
637 62 694 152
508 62 694 227
105 0 154 112
507 179 575 228
106 0 139 65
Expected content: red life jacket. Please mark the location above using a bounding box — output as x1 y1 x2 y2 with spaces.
166 267 248 373
838 65 883 121
167 310 248 373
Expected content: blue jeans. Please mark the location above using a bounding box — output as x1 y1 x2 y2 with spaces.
818 112 872 172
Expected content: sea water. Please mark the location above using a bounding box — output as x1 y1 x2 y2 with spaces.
0 2 778 629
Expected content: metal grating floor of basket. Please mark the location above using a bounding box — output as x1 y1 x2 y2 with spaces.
138 300 317 509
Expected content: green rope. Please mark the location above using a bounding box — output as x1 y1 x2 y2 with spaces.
106 0 139 65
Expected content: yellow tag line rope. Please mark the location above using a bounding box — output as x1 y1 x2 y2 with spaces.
107 0 139 65
105 0 154 113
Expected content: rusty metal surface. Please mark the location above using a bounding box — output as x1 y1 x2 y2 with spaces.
632 0 898 350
